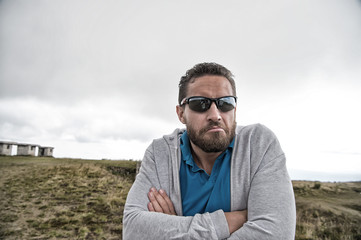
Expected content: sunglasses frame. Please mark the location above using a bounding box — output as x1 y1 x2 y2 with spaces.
180 96 237 112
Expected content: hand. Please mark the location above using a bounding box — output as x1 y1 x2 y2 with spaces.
147 187 176 215
224 210 247 234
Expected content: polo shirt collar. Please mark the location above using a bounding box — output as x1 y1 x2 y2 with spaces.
180 131 234 173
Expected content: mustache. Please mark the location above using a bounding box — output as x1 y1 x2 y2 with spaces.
199 122 226 135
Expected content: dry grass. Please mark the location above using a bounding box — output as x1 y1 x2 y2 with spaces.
0 156 136 239
294 181 361 240
1 156 360 239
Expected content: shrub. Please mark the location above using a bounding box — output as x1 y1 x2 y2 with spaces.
313 182 321 189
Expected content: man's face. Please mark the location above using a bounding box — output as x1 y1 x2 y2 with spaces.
176 75 237 153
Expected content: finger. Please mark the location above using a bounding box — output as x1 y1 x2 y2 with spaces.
148 202 155 212
159 189 176 215
152 189 171 213
148 190 163 213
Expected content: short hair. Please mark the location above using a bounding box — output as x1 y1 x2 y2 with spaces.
178 62 236 105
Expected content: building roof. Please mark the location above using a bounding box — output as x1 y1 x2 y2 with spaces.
0 141 18 145
17 143 40 147
0 141 53 149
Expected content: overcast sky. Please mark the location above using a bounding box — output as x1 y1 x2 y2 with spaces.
1 0 360 181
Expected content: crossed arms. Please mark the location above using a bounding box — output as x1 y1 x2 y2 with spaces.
122 145 248 239
123 128 296 239
122 151 295 239
147 187 247 234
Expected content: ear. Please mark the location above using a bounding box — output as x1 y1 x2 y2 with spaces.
176 105 186 124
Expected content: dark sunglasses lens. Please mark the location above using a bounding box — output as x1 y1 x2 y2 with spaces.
188 98 210 112
218 97 236 112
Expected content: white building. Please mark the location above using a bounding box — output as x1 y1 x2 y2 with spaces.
17 144 38 156
38 146 54 157
0 141 55 157
0 141 16 156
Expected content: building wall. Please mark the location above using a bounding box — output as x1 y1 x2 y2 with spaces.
38 147 54 157
1 142 54 157
44 148 54 157
17 145 36 156
0 143 12 156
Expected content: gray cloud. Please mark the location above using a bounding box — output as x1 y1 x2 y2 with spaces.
1 0 361 170
2 0 360 103
0 97 177 145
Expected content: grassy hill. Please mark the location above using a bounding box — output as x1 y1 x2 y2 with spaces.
293 181 361 239
0 156 136 239
1 156 360 239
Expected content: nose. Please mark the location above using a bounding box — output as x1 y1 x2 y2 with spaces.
206 102 222 122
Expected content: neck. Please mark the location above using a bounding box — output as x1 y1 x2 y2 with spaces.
190 141 222 175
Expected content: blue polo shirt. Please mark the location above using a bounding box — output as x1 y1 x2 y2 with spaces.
179 131 233 216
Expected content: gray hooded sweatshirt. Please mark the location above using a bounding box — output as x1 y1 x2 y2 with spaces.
123 124 296 239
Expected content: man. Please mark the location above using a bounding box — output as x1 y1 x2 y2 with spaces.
123 63 296 239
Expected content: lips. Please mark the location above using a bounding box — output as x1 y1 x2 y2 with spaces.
207 126 224 132
200 123 226 134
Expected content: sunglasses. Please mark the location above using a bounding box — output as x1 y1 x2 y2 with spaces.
180 96 237 112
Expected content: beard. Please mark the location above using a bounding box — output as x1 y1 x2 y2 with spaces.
187 121 236 153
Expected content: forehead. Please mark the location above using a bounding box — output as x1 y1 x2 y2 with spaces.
187 75 233 98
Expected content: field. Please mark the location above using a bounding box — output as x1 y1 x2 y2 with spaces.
294 181 361 240
0 156 136 239
1 156 360 239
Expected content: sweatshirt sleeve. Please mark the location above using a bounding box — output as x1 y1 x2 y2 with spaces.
228 125 296 239
122 142 230 240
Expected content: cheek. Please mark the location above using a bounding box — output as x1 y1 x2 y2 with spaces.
184 114 205 129
184 111 204 123
223 112 236 126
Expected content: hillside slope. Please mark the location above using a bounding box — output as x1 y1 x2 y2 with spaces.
0 156 136 239
294 181 361 239
1 156 360 239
